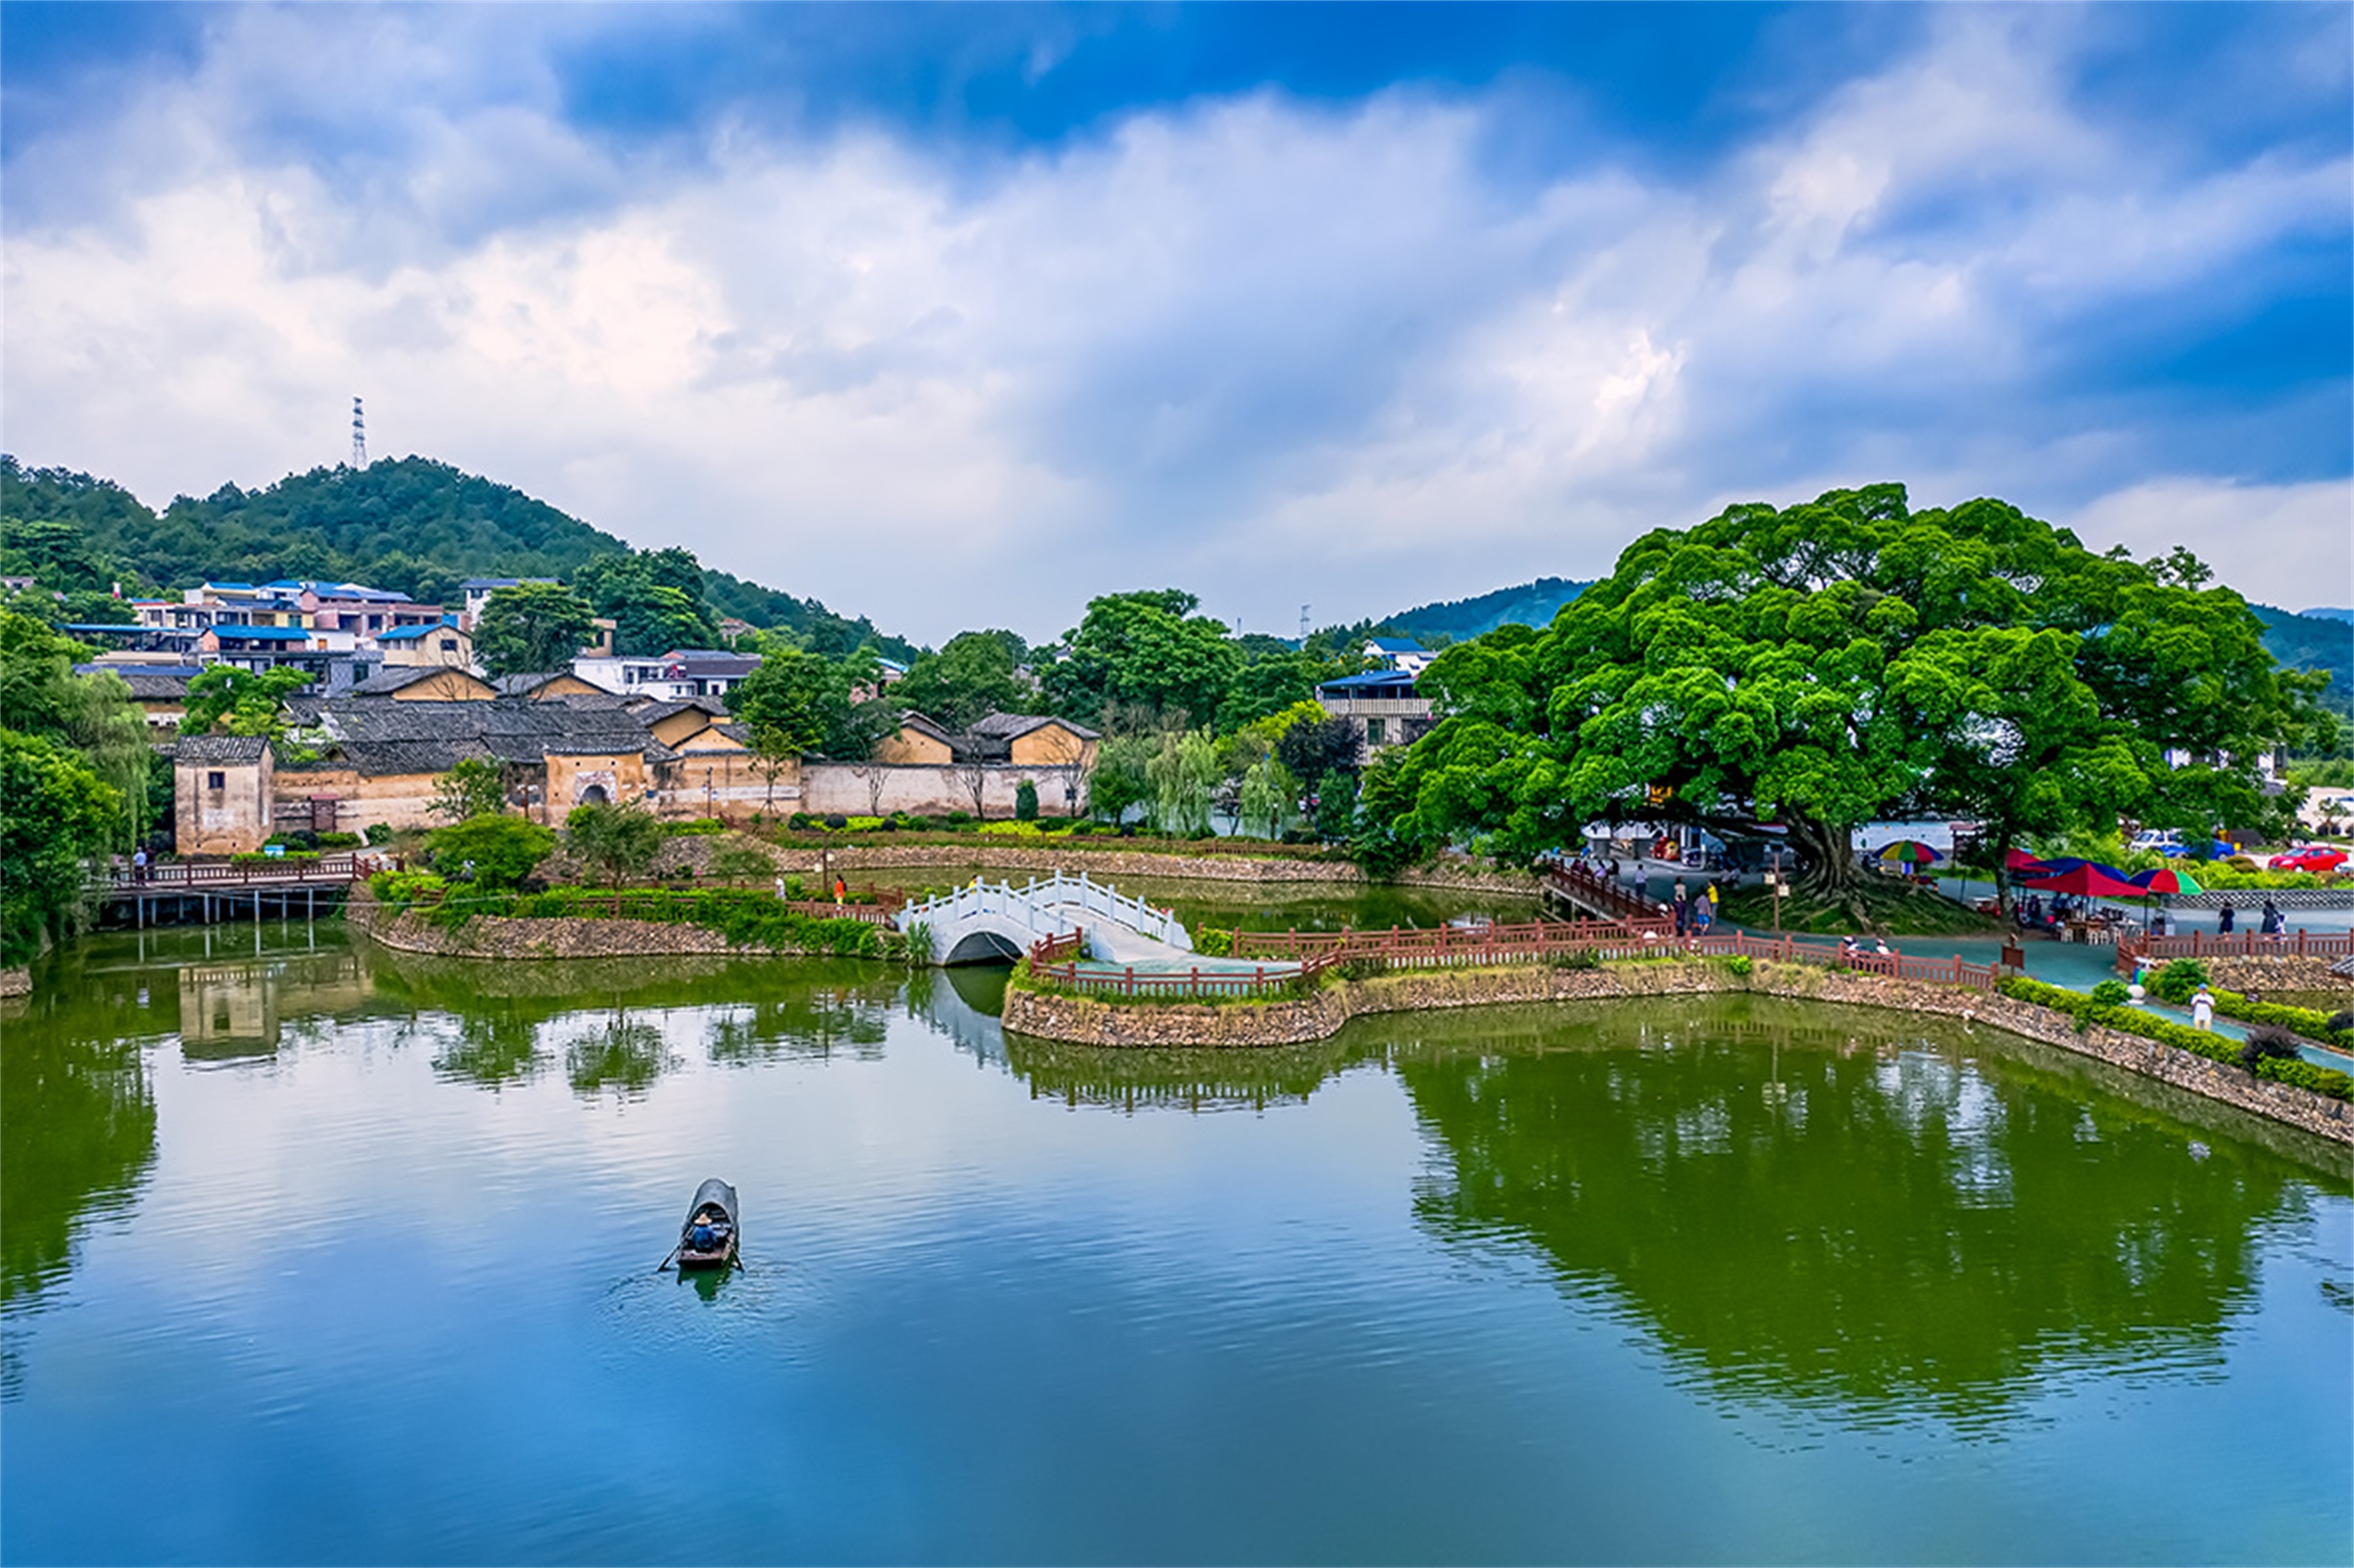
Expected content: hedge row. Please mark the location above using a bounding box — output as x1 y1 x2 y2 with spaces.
2211 991 2354 1052
366 873 888 958
1998 977 2352 1101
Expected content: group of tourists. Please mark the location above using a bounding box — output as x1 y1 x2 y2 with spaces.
1670 878 1717 938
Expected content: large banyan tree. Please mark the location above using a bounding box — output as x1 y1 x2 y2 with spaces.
1372 484 2334 900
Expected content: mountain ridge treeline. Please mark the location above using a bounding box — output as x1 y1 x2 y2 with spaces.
0 455 917 659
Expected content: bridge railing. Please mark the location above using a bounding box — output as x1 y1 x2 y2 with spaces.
898 871 1186 946
1539 859 1672 922
99 853 377 891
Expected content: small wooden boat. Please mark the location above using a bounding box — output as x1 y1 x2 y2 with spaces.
674 1178 740 1271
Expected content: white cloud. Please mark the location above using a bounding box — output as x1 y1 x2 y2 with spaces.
1 12 2344 641
2064 478 2353 610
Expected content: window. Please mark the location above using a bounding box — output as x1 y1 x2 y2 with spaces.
438 638 458 654
207 771 226 790
1365 718 1385 745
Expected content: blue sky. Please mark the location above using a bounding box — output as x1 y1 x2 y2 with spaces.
2 3 2346 640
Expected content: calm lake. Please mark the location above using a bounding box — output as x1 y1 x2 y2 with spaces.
5 919 2349 1565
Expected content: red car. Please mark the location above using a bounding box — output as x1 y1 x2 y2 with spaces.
2267 845 2349 873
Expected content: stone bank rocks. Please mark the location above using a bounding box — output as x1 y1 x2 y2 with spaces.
1002 959 2354 1146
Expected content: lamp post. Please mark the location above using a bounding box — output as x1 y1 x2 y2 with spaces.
1769 846 1785 934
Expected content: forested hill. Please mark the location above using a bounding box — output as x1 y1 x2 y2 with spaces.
2252 605 2353 718
0 454 917 658
1378 577 1591 642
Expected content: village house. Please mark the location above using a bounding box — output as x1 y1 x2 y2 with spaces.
377 619 474 669
812 710 1099 817
1316 668 1434 764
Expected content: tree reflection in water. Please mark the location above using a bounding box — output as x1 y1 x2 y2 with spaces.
564 1015 676 1097
1393 996 2344 1429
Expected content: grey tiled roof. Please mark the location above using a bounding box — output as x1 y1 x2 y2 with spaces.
310 696 656 776
968 711 1100 742
175 735 270 762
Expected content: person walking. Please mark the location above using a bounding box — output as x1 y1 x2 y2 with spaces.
2191 983 2215 1031
2261 899 2283 936
2218 903 2235 933
1673 890 1691 938
131 845 148 883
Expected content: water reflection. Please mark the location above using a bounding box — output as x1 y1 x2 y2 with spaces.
1391 995 2339 1427
564 1014 676 1097
1003 1036 1363 1114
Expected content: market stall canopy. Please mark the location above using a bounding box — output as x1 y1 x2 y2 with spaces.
1876 840 1944 865
2017 863 2144 900
2128 868 2205 897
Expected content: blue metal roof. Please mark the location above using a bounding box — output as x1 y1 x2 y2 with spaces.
206 625 312 642
1367 636 1426 653
1318 670 1421 693
375 619 459 642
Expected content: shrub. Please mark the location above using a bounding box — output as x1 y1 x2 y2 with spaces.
1336 957 1390 980
2089 980 2131 1007
364 823 395 846
847 816 885 831
367 869 448 909
707 844 776 884
2152 958 2209 1004
788 812 813 830
1997 976 2352 1100
1192 928 1234 958
662 818 728 836
1548 948 1602 971
566 801 665 887
424 814 557 891
315 831 363 849
2330 1010 2354 1037
2238 1026 2302 1073
947 810 971 826
1014 779 1039 821
823 813 848 829
1725 953 1754 977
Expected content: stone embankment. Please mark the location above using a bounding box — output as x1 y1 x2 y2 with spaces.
641 832 1538 896
347 895 806 961
2179 887 2354 910
0 966 29 999
1002 960 2354 1146
2203 955 2354 994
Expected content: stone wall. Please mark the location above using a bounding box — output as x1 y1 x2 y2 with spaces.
346 894 812 961
767 839 1540 896
2179 887 2354 909
2201 955 2354 994
1001 959 2354 1146
800 762 1081 819
0 966 29 998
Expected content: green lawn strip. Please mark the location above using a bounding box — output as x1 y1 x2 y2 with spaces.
1998 976 2352 1101
366 873 892 958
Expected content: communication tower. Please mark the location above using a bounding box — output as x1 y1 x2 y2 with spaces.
350 397 367 467
1299 604 1311 643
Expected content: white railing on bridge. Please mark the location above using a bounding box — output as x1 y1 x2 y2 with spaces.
895 871 1187 947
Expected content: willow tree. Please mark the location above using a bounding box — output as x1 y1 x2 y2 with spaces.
1387 485 2330 903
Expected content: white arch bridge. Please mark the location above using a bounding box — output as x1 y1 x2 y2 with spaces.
893 872 1195 967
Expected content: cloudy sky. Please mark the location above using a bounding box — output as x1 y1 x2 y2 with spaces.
3 3 2347 642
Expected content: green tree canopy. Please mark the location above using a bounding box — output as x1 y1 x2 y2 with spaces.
179 665 314 738
733 647 892 760
890 632 1026 731
1383 486 2332 900
1043 590 1239 729
428 757 510 823
565 801 665 889
424 813 555 890
2 729 120 965
473 581 599 678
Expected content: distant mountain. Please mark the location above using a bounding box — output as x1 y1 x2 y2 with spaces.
0 454 918 658
1380 576 1591 642
2252 605 2353 718
2300 607 2352 623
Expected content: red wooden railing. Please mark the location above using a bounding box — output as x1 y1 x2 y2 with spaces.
2117 927 2352 963
102 853 376 890
1541 859 1673 923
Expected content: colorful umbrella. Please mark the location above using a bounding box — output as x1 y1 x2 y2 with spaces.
2017 863 2144 900
1876 840 1943 865
2004 846 2050 873
2128 867 2204 896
